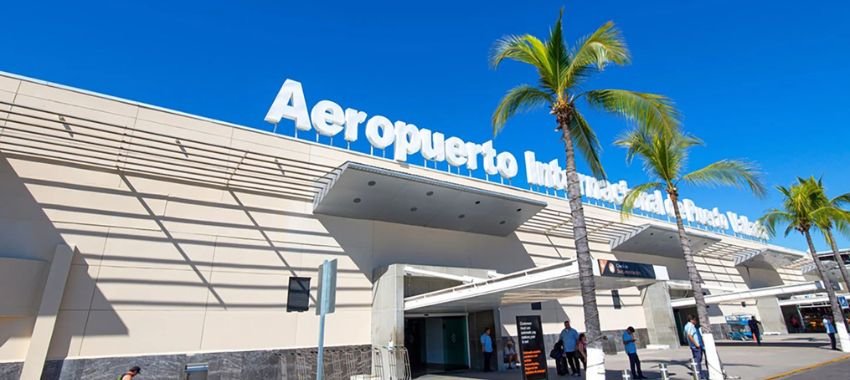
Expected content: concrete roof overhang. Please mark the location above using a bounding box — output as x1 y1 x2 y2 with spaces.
734 248 802 270
313 162 547 236
404 259 669 314
610 224 721 257
670 281 824 308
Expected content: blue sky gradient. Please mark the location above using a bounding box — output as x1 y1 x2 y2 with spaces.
2 1 849 251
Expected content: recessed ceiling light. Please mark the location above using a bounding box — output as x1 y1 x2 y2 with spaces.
410 207 418 212
353 198 361 203
475 200 481 205
499 220 506 225
426 191 434 196
458 214 465 219
368 180 376 186
516 208 522 212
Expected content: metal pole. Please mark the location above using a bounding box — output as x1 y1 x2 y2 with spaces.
316 259 331 380
691 358 699 380
660 363 669 380
623 369 631 380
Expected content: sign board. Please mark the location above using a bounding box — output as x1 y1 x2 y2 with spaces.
316 259 338 315
598 260 656 279
516 315 548 380
264 78 771 240
839 296 849 310
286 277 311 312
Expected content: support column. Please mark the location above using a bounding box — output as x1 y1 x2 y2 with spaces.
755 296 788 334
641 282 679 348
20 244 74 380
371 264 405 348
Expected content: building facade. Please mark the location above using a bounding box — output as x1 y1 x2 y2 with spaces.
0 72 818 379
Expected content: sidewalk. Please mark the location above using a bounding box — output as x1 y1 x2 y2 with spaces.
418 334 845 379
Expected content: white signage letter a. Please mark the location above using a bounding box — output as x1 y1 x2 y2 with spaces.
265 79 311 131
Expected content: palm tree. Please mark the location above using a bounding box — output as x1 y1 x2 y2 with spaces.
760 178 850 351
616 127 766 375
806 177 850 293
491 10 678 376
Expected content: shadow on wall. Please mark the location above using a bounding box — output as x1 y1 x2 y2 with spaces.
0 156 128 361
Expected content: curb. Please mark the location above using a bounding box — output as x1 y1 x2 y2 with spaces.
763 353 850 379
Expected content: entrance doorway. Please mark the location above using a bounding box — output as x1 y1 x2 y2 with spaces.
405 315 470 376
673 307 697 346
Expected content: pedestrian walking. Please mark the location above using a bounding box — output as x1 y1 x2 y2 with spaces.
577 333 588 371
481 327 494 371
823 315 838 351
748 316 762 345
684 315 706 380
118 366 141 380
560 320 580 377
623 327 646 379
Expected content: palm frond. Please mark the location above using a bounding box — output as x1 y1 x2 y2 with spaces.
492 85 555 135
582 89 679 135
620 181 663 219
564 21 629 88
758 209 795 237
569 110 605 178
681 160 767 198
546 9 569 93
491 34 556 91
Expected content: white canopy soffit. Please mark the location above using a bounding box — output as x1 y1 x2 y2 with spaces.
404 259 669 313
610 224 721 258
670 281 824 308
313 162 547 236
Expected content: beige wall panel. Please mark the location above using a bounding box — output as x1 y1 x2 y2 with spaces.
78 310 205 357
11 91 136 126
207 270 290 310
211 236 305 275
10 93 135 133
0 316 35 361
0 218 64 261
59 264 100 311
298 244 359 273
54 222 109 266
0 257 45 316
199 310 299 351
136 107 235 140
100 228 216 271
226 190 311 215
118 174 227 207
159 200 261 239
0 75 21 93
91 266 212 311
230 128 311 154
294 309 371 347
9 159 123 196
46 310 89 359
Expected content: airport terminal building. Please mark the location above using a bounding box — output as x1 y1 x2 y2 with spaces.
0 72 829 379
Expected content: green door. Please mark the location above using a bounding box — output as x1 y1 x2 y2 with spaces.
442 316 469 370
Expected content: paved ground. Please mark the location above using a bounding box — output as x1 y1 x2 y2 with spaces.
417 334 848 379
781 356 850 380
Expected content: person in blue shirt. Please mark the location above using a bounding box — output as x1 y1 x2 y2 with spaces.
684 315 706 380
823 315 838 351
623 326 645 379
480 327 494 372
559 320 580 376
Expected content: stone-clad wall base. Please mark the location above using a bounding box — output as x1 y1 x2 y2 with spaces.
542 328 651 355
0 345 371 380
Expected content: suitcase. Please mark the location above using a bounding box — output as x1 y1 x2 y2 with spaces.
556 356 568 376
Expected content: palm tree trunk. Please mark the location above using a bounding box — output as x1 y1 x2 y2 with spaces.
804 229 848 348
826 229 850 293
559 117 603 358
668 192 711 331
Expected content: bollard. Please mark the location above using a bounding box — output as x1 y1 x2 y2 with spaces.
623 369 632 380
659 363 669 380
691 358 700 380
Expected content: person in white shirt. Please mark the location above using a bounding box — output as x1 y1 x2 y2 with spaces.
823 315 838 351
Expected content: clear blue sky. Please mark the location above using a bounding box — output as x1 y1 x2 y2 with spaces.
3 1 849 251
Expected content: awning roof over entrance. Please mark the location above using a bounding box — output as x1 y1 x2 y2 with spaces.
313 162 547 236
669 281 824 308
610 224 721 257
404 259 668 313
